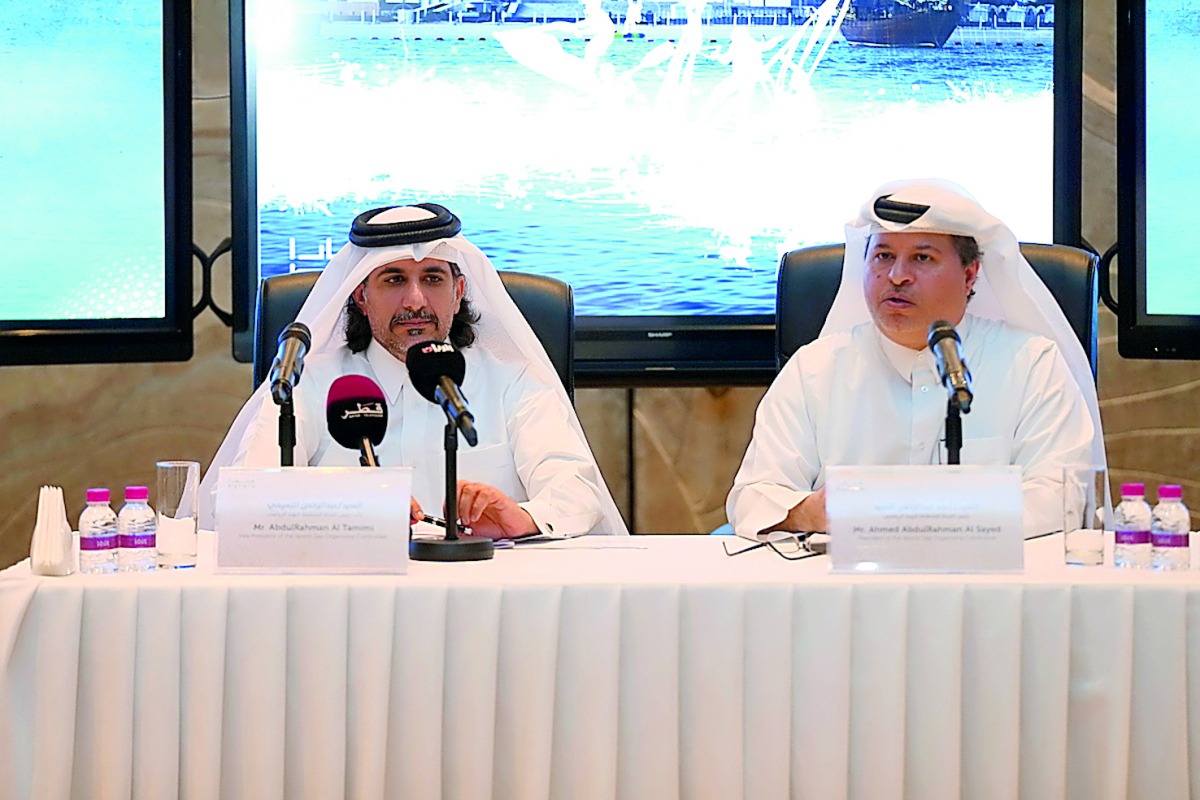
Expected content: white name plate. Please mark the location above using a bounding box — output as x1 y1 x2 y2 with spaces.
215 467 412 574
826 465 1023 574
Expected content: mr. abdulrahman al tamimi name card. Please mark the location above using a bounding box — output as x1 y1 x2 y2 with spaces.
215 466 412 573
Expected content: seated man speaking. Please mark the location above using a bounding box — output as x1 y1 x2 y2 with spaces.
202 203 626 539
727 179 1104 539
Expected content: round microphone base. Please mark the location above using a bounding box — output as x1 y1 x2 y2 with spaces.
410 535 495 562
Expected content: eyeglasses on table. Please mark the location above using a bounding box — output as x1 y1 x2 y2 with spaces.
722 531 829 561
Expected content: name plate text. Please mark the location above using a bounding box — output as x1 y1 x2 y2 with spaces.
826 465 1023 573
215 467 412 573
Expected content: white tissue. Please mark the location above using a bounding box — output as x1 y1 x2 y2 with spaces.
30 485 74 576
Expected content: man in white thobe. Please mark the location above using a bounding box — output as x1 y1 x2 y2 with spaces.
727 180 1103 539
203 203 627 539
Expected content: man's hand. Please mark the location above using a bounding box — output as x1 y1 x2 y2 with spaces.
768 486 827 534
455 480 539 540
410 497 424 526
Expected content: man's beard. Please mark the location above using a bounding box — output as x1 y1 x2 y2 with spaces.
380 310 445 360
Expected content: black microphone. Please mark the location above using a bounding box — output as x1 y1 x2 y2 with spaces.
326 375 388 466
927 320 973 413
269 322 312 405
405 341 478 447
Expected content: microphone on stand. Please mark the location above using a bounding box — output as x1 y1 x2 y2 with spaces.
403 341 493 562
927 320 973 413
326 375 388 467
270 322 312 405
405 341 478 446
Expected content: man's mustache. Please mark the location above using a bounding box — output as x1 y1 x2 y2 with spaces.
391 310 437 326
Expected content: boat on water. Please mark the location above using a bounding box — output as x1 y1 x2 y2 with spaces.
840 0 961 48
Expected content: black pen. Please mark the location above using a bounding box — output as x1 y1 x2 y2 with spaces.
417 514 473 536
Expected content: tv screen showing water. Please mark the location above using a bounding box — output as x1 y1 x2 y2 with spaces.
1144 0 1200 318
0 1 168 323
245 0 1058 320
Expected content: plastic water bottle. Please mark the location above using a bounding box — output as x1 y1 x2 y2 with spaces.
117 486 157 572
78 488 118 574
1113 482 1152 569
1151 485 1191 571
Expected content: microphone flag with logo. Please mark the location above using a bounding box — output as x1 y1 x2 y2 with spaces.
326 374 388 467
405 341 478 446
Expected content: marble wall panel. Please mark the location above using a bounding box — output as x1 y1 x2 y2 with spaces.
631 386 764 533
575 387 632 521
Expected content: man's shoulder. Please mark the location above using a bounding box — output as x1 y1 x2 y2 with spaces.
784 325 869 369
968 316 1060 359
462 346 540 388
765 328 874 402
283 346 370 401
305 344 357 366
802 326 865 354
302 345 363 376
462 345 513 379
470 347 572 407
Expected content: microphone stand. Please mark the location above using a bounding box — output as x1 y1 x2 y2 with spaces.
278 397 296 467
944 398 962 466
409 421 494 562
444 421 459 541
358 438 379 468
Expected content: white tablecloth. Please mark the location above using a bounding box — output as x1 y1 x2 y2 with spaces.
2 535 1200 800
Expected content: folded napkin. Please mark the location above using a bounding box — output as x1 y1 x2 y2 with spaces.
30 485 74 577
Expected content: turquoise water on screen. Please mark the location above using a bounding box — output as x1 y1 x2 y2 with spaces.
254 14 1055 317
1145 3 1200 317
0 1 165 321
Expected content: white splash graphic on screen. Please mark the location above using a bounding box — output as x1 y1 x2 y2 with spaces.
251 1 1053 313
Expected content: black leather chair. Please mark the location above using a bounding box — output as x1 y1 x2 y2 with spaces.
253 269 576 400
774 242 1099 379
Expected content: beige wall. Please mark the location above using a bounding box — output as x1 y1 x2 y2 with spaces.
2 0 1198 568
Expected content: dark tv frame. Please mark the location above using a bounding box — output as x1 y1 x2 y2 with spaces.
230 3 1083 386
1115 0 1200 359
0 0 193 367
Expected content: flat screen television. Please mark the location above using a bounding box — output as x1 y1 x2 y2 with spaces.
230 0 1081 385
0 0 192 367
1117 0 1200 359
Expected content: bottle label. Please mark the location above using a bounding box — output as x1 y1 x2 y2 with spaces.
120 533 156 549
1115 530 1151 546
80 534 117 551
1152 533 1189 548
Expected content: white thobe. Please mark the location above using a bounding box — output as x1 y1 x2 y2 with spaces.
233 340 607 536
727 315 1096 538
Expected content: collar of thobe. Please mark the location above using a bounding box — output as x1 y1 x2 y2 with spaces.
874 313 975 384
365 339 410 405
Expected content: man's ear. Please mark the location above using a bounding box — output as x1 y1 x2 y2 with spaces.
351 282 367 309
454 274 466 308
964 260 980 294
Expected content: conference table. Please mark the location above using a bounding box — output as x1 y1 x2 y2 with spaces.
2 534 1199 800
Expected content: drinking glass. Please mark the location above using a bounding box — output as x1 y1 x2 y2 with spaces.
156 460 200 568
1063 465 1107 566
